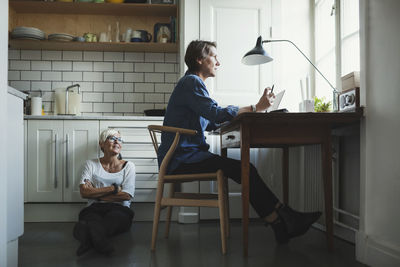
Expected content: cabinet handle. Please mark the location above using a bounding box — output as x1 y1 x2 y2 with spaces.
54 133 58 189
65 134 69 188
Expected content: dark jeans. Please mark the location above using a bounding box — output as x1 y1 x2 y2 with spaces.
172 154 279 218
77 203 134 238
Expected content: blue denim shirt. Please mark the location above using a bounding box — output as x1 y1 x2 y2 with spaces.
158 72 239 173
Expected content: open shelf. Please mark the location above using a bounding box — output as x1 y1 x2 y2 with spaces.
9 1 177 17
9 39 178 52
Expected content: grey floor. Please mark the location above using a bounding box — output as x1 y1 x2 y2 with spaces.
18 221 366 267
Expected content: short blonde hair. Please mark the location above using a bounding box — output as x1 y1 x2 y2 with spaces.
99 128 121 144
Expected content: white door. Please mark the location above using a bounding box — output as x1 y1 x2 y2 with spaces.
27 120 63 202
200 0 272 107
199 0 272 219
63 120 99 202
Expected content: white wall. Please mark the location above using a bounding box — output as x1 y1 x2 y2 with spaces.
357 0 400 266
0 0 8 265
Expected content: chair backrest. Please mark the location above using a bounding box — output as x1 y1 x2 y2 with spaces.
147 125 197 178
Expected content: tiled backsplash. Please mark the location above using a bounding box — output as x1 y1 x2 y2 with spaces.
8 50 179 116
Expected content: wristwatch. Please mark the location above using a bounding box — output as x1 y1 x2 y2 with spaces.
251 104 256 112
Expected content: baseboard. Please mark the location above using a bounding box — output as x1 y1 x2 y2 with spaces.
24 203 178 222
356 231 400 267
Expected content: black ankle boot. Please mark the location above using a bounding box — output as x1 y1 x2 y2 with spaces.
276 205 322 239
267 218 289 244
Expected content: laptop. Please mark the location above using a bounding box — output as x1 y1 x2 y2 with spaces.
266 90 286 112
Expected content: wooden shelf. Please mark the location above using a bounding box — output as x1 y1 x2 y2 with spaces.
9 1 177 17
9 39 178 52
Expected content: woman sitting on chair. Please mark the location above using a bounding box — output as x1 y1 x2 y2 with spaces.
73 129 135 256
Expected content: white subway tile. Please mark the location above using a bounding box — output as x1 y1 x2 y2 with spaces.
21 71 41 81
83 51 103 61
155 83 174 93
145 93 164 103
8 70 20 80
52 61 72 71
8 50 20 60
114 83 134 92
104 52 124 62
145 52 164 62
80 102 93 112
124 52 144 62
73 62 93 71
42 51 62 60
114 62 133 72
83 92 103 102
52 82 72 90
104 93 123 102
31 81 52 91
94 103 113 112
124 93 144 103
124 73 144 82
165 73 179 83
114 103 134 113
9 60 30 70
154 103 167 109
165 53 178 63
104 72 123 82
164 93 171 103
145 73 164 83
77 82 93 92
135 83 154 92
93 62 113 71
31 61 51 71
135 63 154 72
175 63 180 73
83 72 103 82
94 82 113 92
155 63 175 73
63 72 82 81
10 81 30 91
63 51 83 61
134 103 154 113
21 50 41 60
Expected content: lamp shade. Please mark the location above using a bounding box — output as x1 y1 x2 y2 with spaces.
241 36 273 65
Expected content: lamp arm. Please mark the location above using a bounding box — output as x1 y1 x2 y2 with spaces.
263 39 338 93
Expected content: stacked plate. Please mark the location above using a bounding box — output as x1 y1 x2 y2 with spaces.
11 27 46 40
48 33 75 42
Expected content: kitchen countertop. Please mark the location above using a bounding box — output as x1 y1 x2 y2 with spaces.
24 115 164 120
8 86 28 100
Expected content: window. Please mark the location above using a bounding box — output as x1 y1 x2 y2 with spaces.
314 0 360 101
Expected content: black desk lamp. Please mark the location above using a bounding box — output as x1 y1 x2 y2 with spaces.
242 36 338 109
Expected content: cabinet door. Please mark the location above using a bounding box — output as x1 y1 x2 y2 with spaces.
27 120 63 202
63 120 99 202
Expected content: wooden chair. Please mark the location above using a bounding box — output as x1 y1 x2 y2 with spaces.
148 125 230 254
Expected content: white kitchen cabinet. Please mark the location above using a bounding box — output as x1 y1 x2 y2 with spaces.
26 120 99 202
100 119 163 202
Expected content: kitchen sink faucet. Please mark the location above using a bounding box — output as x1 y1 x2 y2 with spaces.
65 84 80 115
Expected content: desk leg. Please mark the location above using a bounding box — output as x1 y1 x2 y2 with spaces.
240 127 250 257
322 134 334 250
282 146 289 204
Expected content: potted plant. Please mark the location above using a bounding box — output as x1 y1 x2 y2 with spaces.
314 96 332 112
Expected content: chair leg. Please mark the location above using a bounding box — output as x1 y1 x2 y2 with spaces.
217 170 227 254
165 183 175 238
151 180 164 251
223 176 230 238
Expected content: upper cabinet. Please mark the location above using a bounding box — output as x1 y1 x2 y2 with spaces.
9 0 179 52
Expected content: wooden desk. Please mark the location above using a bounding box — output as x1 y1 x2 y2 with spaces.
220 111 363 256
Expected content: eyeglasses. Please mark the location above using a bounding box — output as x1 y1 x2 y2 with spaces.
107 136 123 143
